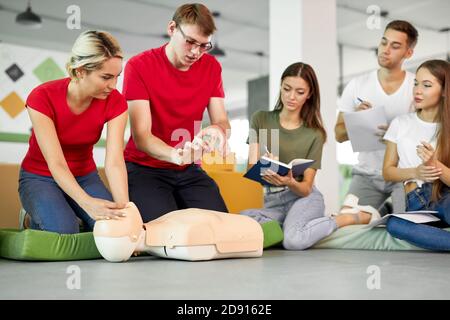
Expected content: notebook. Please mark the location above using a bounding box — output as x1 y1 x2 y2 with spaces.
244 156 315 186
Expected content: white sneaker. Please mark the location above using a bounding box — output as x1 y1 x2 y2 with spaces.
331 194 360 216
18 208 28 230
358 204 381 223
333 194 381 223
342 193 359 208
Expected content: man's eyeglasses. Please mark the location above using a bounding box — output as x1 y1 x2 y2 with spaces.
178 26 213 53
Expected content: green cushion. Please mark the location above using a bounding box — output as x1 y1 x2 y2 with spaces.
3 224 448 261
314 225 450 251
261 220 284 249
0 229 101 261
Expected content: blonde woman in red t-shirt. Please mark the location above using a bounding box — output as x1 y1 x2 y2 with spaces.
19 30 129 234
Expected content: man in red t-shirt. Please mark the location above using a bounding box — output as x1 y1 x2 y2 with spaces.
123 3 230 222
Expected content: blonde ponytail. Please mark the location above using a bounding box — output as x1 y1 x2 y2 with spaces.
66 30 122 79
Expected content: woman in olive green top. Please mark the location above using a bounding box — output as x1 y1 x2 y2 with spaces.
242 62 369 250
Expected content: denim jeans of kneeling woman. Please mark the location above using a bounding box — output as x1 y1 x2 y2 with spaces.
18 168 113 234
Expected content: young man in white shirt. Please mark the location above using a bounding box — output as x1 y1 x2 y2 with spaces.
334 20 419 219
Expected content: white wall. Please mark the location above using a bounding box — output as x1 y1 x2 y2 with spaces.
270 0 339 214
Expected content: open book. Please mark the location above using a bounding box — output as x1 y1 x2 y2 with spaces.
243 156 315 186
366 210 440 228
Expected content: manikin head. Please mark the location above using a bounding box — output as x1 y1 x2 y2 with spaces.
93 202 143 262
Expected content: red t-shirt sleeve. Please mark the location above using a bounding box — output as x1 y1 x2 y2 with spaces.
211 62 225 98
106 91 128 122
26 86 55 120
123 60 149 101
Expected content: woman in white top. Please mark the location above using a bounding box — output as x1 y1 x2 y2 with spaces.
383 59 450 251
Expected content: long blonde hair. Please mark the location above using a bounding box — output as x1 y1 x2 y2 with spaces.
66 30 123 79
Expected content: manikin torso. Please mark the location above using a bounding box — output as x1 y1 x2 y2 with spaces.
93 202 263 262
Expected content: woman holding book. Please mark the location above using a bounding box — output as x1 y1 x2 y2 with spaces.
383 59 450 251
242 62 371 250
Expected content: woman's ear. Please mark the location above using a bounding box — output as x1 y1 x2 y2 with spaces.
75 67 85 80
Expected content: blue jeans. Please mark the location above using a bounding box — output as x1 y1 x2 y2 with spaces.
386 183 450 251
18 168 113 234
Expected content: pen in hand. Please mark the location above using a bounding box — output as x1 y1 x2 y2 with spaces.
263 145 278 161
356 97 372 111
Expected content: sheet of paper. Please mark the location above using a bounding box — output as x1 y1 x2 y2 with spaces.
365 210 440 228
391 213 440 224
343 107 388 152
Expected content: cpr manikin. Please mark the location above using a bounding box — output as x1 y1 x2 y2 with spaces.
93 203 263 262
